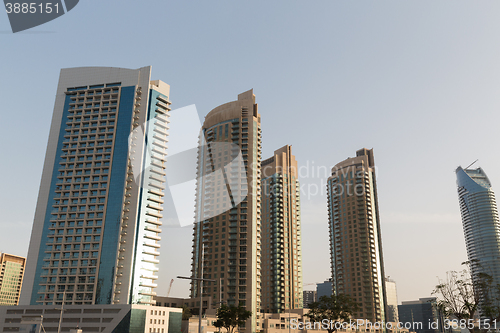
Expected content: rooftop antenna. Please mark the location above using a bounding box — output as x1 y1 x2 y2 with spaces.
465 159 479 170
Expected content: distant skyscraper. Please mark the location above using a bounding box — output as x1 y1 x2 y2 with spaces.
21 67 170 306
303 290 317 308
261 145 303 313
385 277 399 323
0 253 26 305
316 279 332 299
327 148 387 322
190 90 262 333
456 166 500 290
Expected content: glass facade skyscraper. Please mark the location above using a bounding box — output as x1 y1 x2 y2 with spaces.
456 166 500 288
20 67 170 306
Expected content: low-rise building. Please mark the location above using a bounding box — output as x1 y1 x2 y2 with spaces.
0 304 182 333
398 298 444 333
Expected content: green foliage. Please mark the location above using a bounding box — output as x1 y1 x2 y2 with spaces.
182 304 192 320
214 304 252 333
305 294 359 333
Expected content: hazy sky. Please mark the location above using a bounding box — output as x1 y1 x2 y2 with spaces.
2 0 500 304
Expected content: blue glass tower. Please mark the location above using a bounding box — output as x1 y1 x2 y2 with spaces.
456 166 500 288
20 67 171 306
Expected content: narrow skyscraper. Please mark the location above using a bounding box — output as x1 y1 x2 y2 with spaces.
327 148 387 322
190 90 262 333
385 277 399 323
456 166 500 290
261 145 303 313
21 67 170 306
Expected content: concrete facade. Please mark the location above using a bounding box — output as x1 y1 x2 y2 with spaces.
302 291 316 309
327 148 388 322
0 254 26 305
385 277 399 323
0 304 181 333
190 90 262 333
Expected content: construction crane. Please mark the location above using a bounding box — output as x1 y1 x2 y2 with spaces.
166 279 174 297
303 282 318 288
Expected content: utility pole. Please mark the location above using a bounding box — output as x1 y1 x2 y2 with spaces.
178 243 216 333
199 243 204 333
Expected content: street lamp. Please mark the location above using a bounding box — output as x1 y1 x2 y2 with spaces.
178 244 216 333
55 291 66 333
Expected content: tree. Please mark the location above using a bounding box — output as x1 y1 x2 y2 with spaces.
433 268 480 333
213 304 252 333
432 261 500 333
181 304 192 320
305 294 359 333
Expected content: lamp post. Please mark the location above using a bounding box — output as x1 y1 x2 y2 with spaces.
56 291 66 333
178 244 216 333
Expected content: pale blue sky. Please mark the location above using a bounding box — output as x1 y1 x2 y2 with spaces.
2 0 500 304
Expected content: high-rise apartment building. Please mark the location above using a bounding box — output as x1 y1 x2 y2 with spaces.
456 166 500 289
260 145 302 313
20 67 171 306
0 253 26 305
190 90 262 333
327 148 387 322
303 290 317 308
385 277 399 323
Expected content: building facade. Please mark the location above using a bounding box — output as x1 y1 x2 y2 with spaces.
398 298 444 333
327 148 387 322
261 145 303 313
0 253 26 305
316 279 332 299
456 166 500 290
190 90 262 333
0 304 182 333
20 67 171 306
385 277 399 323
302 291 316 308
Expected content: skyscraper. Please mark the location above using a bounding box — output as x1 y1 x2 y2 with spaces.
20 66 170 306
260 145 303 313
0 253 26 305
456 166 500 289
327 148 387 322
190 90 262 333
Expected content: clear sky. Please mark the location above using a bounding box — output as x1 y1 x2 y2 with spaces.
2 0 500 304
